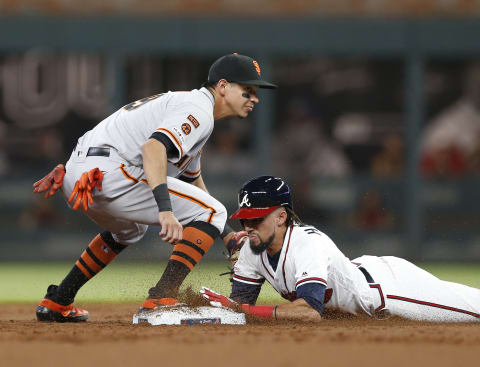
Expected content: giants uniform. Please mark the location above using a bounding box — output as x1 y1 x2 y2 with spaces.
36 54 279 323
63 88 227 245
233 224 480 322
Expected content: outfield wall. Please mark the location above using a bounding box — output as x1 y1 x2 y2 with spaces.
0 17 480 261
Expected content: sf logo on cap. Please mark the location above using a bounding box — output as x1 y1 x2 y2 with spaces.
253 60 261 76
239 193 251 207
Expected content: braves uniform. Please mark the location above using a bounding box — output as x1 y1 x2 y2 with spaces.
233 223 480 322
63 88 226 245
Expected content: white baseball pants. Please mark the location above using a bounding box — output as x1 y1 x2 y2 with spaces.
62 145 227 245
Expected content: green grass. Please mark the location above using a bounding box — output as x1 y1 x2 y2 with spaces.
1 262 479 304
0 261 285 304
419 264 480 289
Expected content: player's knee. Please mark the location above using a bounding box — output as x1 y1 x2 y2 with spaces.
210 200 227 234
110 223 148 246
191 198 227 235
100 231 128 253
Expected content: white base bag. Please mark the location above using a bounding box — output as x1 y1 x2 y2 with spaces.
132 305 246 325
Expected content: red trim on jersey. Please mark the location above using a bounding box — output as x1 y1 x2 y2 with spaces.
370 284 386 312
387 295 480 318
230 205 281 219
233 274 264 285
281 225 294 292
295 277 327 288
260 254 275 279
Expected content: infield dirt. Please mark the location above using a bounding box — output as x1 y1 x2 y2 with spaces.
1 303 479 367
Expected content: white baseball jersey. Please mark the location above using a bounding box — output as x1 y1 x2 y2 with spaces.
233 224 374 316
62 88 227 245
233 223 480 322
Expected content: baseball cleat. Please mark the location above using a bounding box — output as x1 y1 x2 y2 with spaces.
137 298 179 314
36 298 89 322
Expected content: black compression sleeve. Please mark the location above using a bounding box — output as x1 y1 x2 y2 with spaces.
230 280 262 305
150 132 180 160
179 175 198 183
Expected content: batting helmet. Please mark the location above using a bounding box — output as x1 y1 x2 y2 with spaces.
230 175 292 219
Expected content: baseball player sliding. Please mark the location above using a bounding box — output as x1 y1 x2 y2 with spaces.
33 53 277 322
201 176 480 322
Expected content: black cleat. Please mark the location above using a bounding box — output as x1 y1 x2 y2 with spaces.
36 285 88 322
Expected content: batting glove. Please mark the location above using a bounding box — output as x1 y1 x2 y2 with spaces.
226 231 248 268
68 168 104 211
220 231 248 281
200 287 237 309
225 231 248 257
33 164 66 198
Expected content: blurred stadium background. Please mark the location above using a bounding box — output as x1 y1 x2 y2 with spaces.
1 1 480 302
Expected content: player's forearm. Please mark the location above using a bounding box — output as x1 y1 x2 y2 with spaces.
275 298 323 323
142 139 169 189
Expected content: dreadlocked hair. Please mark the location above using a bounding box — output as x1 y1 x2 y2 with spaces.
285 206 303 227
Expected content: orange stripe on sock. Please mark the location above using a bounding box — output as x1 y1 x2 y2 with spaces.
170 255 194 270
75 260 92 279
182 227 214 253
88 234 117 265
80 252 102 274
173 243 203 263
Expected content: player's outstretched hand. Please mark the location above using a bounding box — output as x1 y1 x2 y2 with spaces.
225 231 248 257
158 211 183 244
200 287 237 308
68 168 104 211
33 164 66 198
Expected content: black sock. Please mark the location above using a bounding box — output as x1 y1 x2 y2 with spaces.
53 268 89 305
47 231 127 305
148 260 191 299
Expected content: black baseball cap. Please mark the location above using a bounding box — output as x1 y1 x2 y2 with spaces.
208 53 277 89
230 175 292 219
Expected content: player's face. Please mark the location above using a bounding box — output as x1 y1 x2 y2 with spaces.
241 209 280 254
225 83 259 118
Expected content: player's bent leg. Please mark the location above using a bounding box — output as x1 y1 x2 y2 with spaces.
36 231 128 322
134 179 228 311
145 220 221 305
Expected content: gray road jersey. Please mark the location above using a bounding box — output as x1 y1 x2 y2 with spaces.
76 88 214 178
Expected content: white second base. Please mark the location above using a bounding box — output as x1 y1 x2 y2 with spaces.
132 306 246 325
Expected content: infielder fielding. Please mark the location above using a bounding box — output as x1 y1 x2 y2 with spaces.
201 176 480 322
33 53 277 322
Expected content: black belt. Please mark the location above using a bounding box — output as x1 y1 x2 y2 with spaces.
87 147 110 157
359 266 374 284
